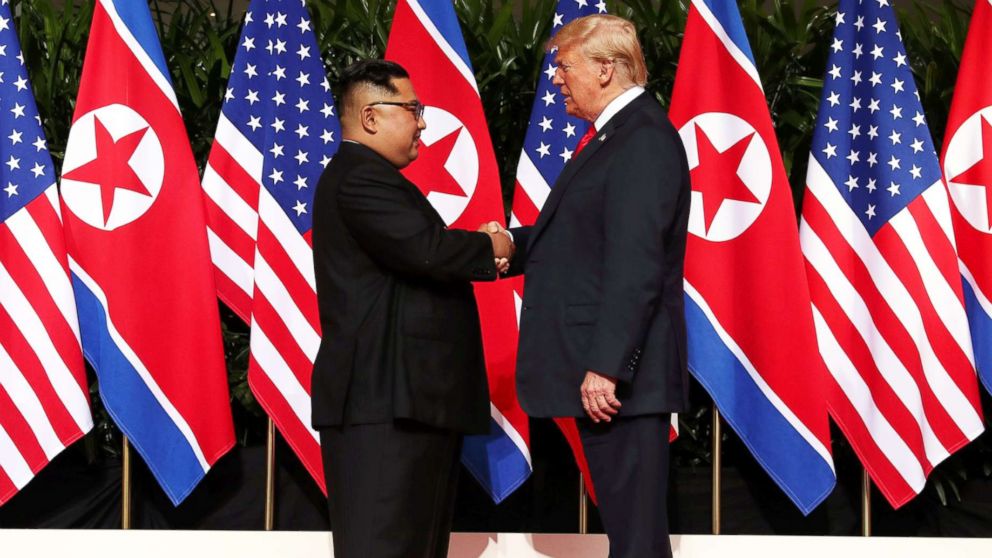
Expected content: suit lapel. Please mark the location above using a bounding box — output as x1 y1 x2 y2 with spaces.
528 92 652 251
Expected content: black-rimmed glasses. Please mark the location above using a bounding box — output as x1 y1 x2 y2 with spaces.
366 100 425 120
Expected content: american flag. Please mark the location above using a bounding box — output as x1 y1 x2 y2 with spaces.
202 0 339 490
800 0 985 507
0 1 92 505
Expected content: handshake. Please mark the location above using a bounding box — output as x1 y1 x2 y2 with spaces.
478 221 514 274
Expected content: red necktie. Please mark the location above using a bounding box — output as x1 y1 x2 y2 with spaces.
574 125 597 156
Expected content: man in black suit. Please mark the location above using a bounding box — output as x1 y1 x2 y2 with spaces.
311 60 513 558
490 15 691 558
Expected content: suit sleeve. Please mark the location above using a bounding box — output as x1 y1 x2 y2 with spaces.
584 124 688 382
502 225 532 277
337 162 498 283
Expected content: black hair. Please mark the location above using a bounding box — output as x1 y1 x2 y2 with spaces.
338 60 410 117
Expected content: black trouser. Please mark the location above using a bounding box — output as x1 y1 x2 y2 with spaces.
319 420 462 558
578 413 673 558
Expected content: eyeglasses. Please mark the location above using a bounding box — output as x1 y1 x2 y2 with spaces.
366 100 425 120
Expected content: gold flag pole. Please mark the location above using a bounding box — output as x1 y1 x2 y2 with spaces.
861 469 872 536
122 435 132 529
711 407 722 535
265 418 276 531
578 474 589 534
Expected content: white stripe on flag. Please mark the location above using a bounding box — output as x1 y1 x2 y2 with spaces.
406 0 480 95
490 402 532 468
685 279 834 467
811 306 927 491
807 160 983 440
0 343 64 459
515 153 551 211
800 215 947 466
0 416 33 489
207 228 255 296
214 113 265 182
0 261 90 433
690 0 763 89
67 257 210 472
253 253 319 362
259 188 316 290
203 165 260 239
99 0 179 110
249 326 320 443
7 192 81 344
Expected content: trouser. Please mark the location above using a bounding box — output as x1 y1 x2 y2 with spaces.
578 413 673 558
320 420 462 558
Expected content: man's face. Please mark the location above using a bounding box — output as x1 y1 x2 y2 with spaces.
373 78 426 169
552 44 602 122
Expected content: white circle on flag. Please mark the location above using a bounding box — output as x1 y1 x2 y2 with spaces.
943 107 992 234
420 106 478 226
678 112 772 242
61 104 164 231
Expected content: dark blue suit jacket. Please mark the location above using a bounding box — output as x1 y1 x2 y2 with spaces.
509 92 691 418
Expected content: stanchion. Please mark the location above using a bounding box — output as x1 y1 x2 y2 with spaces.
265 419 276 531
122 436 131 529
711 407 722 535
861 469 871 536
578 474 589 534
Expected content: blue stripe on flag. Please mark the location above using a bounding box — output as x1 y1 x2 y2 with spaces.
462 418 532 503
962 278 992 394
109 0 172 87
416 0 473 71
685 293 835 514
699 0 756 66
72 272 204 505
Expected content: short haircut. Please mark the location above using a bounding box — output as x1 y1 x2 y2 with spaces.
548 15 648 87
337 59 410 118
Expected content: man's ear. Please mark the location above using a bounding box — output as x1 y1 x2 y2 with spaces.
598 59 615 86
360 105 378 134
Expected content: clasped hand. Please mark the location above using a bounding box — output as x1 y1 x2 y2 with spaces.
478 221 514 274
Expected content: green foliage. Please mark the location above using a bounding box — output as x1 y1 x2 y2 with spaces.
12 0 990 504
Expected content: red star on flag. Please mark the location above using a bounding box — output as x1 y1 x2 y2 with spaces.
950 115 992 228
63 116 151 225
690 124 760 233
415 126 466 197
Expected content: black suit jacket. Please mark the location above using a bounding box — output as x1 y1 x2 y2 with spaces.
311 141 496 434
510 92 691 417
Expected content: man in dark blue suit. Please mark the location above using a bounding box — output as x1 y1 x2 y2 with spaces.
491 14 691 558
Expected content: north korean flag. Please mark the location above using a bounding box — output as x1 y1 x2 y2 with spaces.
59 0 234 505
385 0 531 503
670 0 835 513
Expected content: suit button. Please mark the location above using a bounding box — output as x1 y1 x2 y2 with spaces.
523 305 532 311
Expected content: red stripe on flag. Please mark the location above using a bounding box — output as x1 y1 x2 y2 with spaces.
247 356 324 493
803 195 963 455
203 198 257 267
214 267 253 324
0 297 83 447
257 224 319 333
511 182 541 225
554 417 597 504
804 262 931 470
0 223 86 401
0 382 47 475
251 293 314 389
874 223 980 427
0 466 17 506
824 379 919 506
208 143 261 210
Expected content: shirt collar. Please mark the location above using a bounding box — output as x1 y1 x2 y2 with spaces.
593 86 645 131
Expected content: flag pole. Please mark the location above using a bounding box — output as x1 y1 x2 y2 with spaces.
711 407 722 535
578 474 589 534
265 418 276 530
861 469 871 536
122 436 132 529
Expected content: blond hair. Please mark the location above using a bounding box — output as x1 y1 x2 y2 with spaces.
548 15 648 87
